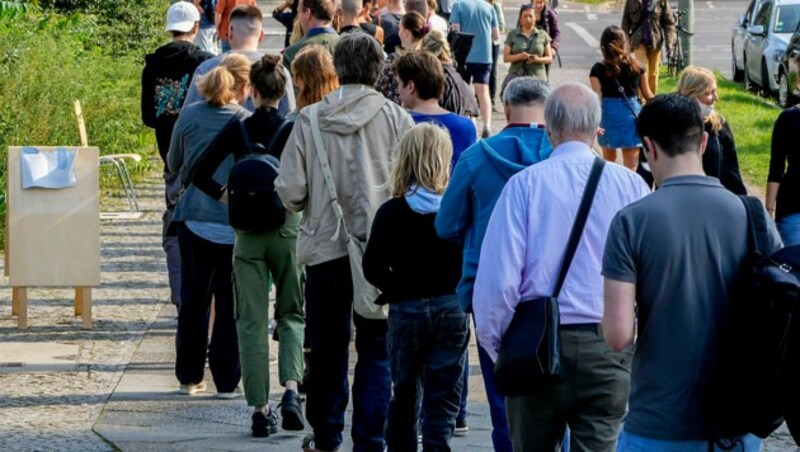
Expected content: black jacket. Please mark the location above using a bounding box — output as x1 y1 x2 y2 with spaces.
141 41 212 165
703 121 747 195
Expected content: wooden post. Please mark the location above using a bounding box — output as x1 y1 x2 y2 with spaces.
74 287 83 316
12 287 27 329
74 100 89 147
11 287 19 316
76 287 92 329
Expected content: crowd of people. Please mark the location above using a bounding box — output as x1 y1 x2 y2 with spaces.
140 0 800 451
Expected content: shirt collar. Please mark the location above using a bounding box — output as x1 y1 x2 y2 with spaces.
305 27 337 38
659 174 724 188
549 141 595 160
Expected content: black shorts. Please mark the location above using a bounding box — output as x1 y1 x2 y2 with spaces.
463 63 492 85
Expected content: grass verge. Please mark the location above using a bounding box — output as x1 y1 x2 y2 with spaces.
658 71 780 192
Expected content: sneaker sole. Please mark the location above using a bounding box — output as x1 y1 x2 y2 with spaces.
282 407 305 431
454 429 469 436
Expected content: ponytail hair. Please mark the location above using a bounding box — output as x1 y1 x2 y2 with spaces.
197 54 251 106
250 53 287 103
401 11 429 41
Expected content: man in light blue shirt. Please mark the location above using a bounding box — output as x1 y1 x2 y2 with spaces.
449 0 498 137
473 83 650 450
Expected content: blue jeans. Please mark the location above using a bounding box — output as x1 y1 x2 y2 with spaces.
475 336 513 452
618 429 761 451
352 313 391 452
777 213 800 246
220 39 231 52
304 256 390 452
385 295 469 452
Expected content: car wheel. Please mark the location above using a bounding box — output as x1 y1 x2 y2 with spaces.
743 58 754 91
779 70 790 108
732 47 744 82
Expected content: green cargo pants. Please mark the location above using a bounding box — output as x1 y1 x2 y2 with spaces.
233 213 305 407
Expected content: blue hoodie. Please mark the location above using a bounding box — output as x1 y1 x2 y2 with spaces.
435 124 553 311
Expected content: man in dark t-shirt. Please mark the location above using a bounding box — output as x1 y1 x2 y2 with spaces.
602 93 781 449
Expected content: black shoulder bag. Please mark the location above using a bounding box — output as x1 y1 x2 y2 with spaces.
493 157 606 397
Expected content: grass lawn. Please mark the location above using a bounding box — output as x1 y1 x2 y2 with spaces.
658 72 781 193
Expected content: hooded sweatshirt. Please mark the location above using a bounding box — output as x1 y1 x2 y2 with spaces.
141 41 213 165
436 124 553 311
276 85 415 266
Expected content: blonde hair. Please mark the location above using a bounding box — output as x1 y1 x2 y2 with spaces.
390 124 453 198
290 19 305 45
197 54 251 107
677 65 724 132
421 30 452 64
292 45 340 110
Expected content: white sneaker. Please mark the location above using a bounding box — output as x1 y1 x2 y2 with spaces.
216 387 243 399
179 381 207 395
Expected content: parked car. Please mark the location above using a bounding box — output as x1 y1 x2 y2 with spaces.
732 0 767 82
778 22 800 107
733 0 800 95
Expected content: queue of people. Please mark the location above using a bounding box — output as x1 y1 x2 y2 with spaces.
140 1 800 452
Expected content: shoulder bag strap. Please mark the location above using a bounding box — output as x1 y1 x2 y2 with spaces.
739 195 770 257
613 76 640 119
552 157 606 298
309 103 347 241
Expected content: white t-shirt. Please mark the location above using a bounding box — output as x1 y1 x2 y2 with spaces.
429 14 448 34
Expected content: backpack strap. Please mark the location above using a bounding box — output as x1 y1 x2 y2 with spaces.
739 195 771 257
238 120 254 153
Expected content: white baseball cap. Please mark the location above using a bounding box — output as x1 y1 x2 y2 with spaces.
165 1 201 33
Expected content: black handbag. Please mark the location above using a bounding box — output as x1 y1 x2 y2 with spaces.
493 157 606 397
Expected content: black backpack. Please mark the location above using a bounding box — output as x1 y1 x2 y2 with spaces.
227 119 291 232
709 196 800 447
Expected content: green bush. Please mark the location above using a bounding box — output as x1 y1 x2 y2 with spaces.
0 4 164 248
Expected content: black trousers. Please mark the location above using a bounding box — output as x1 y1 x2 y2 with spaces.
174 223 241 393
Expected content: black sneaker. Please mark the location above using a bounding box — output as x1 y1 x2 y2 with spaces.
252 409 279 438
280 389 306 431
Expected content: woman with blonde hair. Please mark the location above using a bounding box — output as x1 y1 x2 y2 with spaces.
291 44 340 113
192 54 306 437
363 124 467 451
167 53 252 400
677 66 747 194
421 30 478 116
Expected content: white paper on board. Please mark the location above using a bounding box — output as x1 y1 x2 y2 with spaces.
20 146 78 189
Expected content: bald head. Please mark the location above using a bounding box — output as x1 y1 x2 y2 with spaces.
341 0 363 17
544 83 601 147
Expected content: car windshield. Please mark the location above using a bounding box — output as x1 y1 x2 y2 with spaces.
774 4 800 33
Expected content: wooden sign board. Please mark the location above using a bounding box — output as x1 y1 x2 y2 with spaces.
7 146 100 287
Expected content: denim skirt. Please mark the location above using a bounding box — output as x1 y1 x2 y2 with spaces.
599 97 642 149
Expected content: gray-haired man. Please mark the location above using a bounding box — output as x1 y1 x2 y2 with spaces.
436 77 553 452
473 83 650 450
276 33 414 452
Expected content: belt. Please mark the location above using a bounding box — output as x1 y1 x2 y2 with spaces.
561 322 601 332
